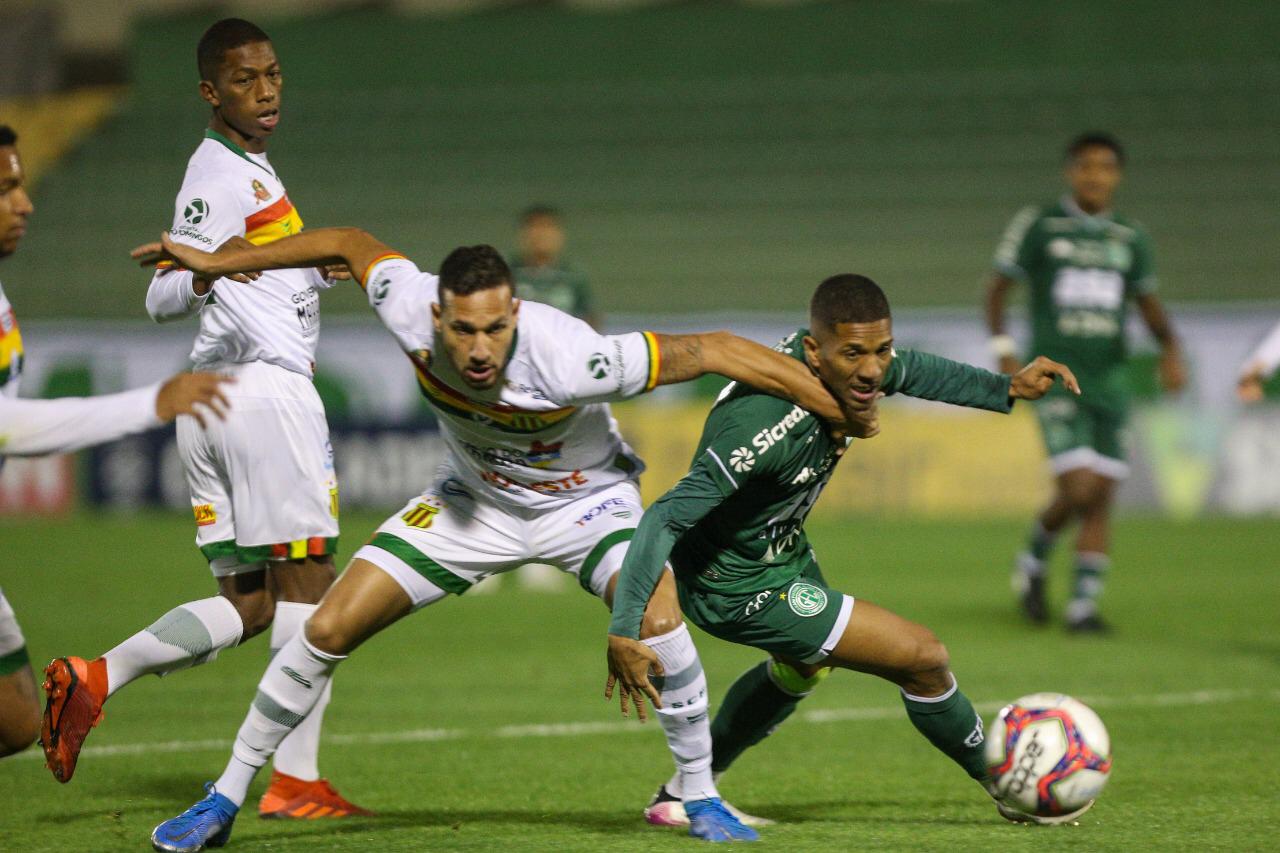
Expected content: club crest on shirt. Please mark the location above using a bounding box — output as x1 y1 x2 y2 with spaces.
251 179 271 202
526 440 564 468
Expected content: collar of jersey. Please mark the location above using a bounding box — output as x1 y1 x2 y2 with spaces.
1061 194 1113 225
204 129 275 178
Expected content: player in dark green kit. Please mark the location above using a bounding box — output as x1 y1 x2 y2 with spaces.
605 275 1081 832
986 132 1185 632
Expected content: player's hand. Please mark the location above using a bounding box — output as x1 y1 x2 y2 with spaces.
1159 347 1188 394
1237 365 1265 403
604 634 664 722
1009 356 1081 400
155 372 233 428
837 399 881 440
319 263 352 282
998 355 1021 377
132 233 261 285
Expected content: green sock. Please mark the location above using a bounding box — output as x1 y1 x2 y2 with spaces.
901 681 989 781
710 660 827 774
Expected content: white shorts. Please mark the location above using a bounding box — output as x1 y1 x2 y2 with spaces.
0 588 28 673
178 360 339 576
355 473 643 609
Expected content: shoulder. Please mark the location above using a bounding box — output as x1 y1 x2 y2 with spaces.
1108 213 1150 243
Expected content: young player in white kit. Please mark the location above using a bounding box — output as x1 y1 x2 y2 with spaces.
133 225 858 848
40 21 367 818
0 125 231 760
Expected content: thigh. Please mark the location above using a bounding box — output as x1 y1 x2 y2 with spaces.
1088 404 1131 480
824 597 939 679
1036 394 1091 468
536 482 645 599
355 475 528 609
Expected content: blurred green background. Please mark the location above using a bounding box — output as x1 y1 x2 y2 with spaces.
7 0 1278 318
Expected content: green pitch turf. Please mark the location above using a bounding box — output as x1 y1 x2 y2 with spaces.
0 512 1275 851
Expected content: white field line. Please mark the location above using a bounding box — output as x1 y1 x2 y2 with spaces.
17 687 1277 762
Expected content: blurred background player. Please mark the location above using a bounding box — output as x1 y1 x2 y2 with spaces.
985 132 1187 633
0 124 230 760
1237 319 1280 402
511 205 598 329
38 20 368 818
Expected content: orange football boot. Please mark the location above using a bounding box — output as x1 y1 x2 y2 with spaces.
40 656 107 783
258 771 374 819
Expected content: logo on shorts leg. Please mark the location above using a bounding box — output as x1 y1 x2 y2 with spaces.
402 501 441 529
193 504 217 527
785 581 828 617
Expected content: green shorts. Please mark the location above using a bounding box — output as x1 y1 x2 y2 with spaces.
1035 392 1130 480
676 565 854 665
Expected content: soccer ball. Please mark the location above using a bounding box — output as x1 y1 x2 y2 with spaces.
984 692 1112 821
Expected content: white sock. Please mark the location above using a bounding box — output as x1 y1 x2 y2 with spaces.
270 602 327 782
642 623 718 802
102 597 243 697
216 633 344 807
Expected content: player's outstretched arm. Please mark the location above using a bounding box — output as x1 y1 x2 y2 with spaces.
652 332 846 422
132 227 397 290
0 373 231 457
1136 293 1187 394
886 349 1080 412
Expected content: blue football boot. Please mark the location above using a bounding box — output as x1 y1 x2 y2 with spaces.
685 797 760 842
151 783 239 852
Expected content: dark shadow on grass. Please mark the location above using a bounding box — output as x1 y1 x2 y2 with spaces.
760 798 991 828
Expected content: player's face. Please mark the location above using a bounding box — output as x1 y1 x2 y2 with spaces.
803 318 894 413
520 215 565 264
201 41 283 147
0 146 34 259
1066 146 1121 213
433 286 519 390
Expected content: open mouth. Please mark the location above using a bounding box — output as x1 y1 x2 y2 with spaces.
848 386 878 405
256 109 279 131
463 365 496 385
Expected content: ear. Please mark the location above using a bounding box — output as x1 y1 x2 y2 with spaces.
431 301 442 330
802 335 822 373
199 80 219 109
510 297 520 321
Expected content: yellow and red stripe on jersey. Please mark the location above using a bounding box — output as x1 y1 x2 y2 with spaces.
244 194 304 246
412 361 577 434
359 252 409 291
0 305 24 387
642 331 661 392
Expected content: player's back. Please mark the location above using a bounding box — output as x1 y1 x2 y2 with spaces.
154 132 328 377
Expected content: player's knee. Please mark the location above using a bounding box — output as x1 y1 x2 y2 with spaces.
223 590 275 640
638 608 682 639
303 607 355 656
913 633 951 679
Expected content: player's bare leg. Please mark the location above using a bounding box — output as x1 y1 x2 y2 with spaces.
605 572 768 833
1015 468 1104 624
0 664 40 758
1066 475 1115 632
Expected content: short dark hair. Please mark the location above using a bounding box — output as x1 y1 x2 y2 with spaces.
438 245 513 302
0 125 16 147
1066 131 1125 165
198 18 272 81
810 274 891 329
520 205 561 225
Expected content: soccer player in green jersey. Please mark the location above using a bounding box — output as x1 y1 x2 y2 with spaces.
605 274 1082 829
986 132 1186 632
511 205 598 328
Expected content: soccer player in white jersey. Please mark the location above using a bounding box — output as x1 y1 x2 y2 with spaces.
133 226 862 848
39 21 368 818
1238 320 1280 402
0 125 231 759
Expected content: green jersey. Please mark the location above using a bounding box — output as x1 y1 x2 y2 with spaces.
510 256 594 322
995 197 1156 401
608 331 1013 639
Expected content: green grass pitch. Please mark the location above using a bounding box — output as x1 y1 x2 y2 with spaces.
1 511 1275 851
